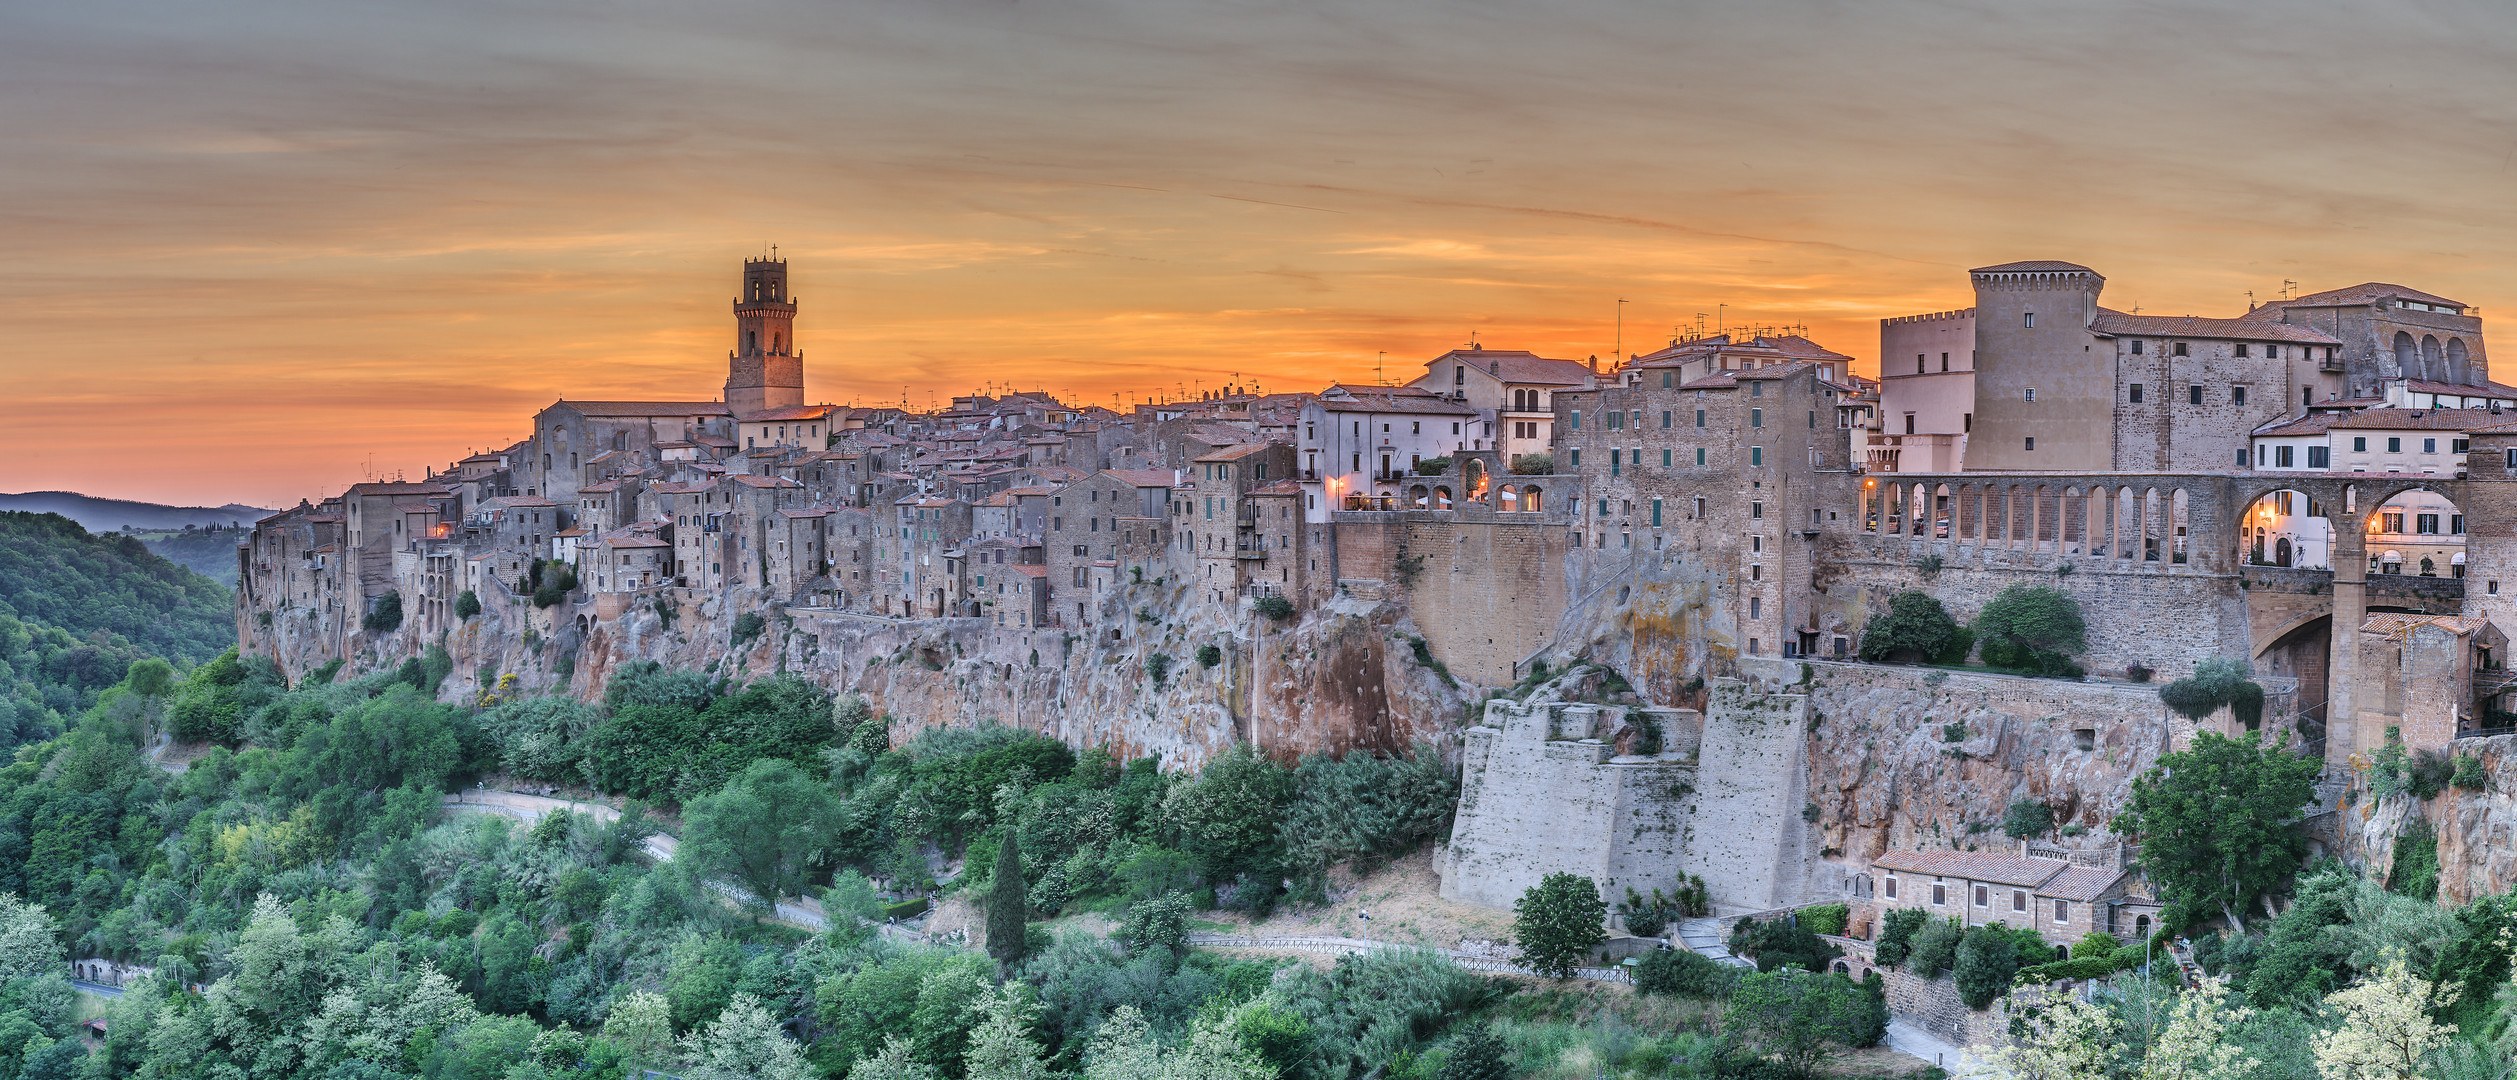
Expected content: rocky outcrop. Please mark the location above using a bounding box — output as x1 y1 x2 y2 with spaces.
254 578 1472 768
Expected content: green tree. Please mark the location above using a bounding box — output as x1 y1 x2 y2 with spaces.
681 758 842 903
1858 590 1961 662
1872 908 1929 968
363 589 403 632
1722 968 1876 1077
1974 584 2086 672
1513 873 1607 979
2159 657 2266 729
679 993 814 1080
1437 1023 1512 1080
454 590 482 620
1954 924 2044 1009
2002 798 2057 841
962 985 1052 1080
1118 892 1191 964
1162 745 1292 883
988 823 1029 973
2115 730 2322 931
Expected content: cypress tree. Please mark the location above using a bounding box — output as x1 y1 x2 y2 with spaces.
987 829 1028 974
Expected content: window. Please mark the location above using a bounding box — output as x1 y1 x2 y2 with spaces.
2235 343 2249 358
1941 352 1950 371
2054 899 2070 923
1611 452 1621 477
1751 408 1763 428
1932 883 1947 905
1696 409 1707 428
2174 342 2189 356
1694 497 1706 519
1886 877 1897 899
2132 340 2144 355
2023 388 2036 402
2025 437 2035 451
1917 355 1926 375
1662 371 1673 388
1568 448 1580 466
2013 890 2026 912
2389 437 2403 453
1751 382 1763 398
2309 445 2329 469
1652 499 1662 526
2024 312 2035 328
1750 446 1764 467
2384 512 2404 533
1696 447 1707 466
2418 514 2440 535
2455 515 2467 534
1750 501 1763 519
1974 885 1989 907
2237 448 2249 468
2358 437 2370 453
1570 411 1580 430
1663 449 1672 467
2277 445 2294 468
1662 410 1672 428
2233 387 2247 406
1749 596 1760 616
2424 438 2438 454
2189 385 2204 405
2129 383 2143 403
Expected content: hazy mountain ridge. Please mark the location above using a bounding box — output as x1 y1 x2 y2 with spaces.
0 489 273 533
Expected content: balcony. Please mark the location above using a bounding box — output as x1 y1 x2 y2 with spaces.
1233 547 1267 560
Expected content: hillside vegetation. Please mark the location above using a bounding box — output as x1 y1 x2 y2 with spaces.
0 512 233 750
132 525 245 587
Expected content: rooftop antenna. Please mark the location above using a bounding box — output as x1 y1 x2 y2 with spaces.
1616 298 1628 359
1375 351 1386 385
2284 279 2299 300
1717 303 1726 333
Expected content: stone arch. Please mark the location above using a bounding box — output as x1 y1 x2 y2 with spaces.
1522 485 1543 513
2448 338 2472 384
2240 487 2331 569
1408 484 1429 509
2423 335 2445 382
2141 487 2163 561
1433 486 1453 510
2397 331 2420 379
1498 484 1519 512
2062 485 2087 554
1935 484 1955 539
1908 482 1929 536
2171 488 2190 564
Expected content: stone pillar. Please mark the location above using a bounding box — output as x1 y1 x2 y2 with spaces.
2327 509 2367 770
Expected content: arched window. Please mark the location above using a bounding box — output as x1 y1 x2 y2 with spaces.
2423 335 2445 382
2396 331 2420 379
1499 484 1520 512
1522 486 1543 513
2448 338 2472 384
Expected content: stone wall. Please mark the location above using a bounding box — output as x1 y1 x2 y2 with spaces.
1881 964 2000 1052
1375 516 1572 687
1683 668 1820 912
1439 695 1702 910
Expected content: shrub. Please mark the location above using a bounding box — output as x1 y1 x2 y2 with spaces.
2408 747 2455 800
2389 818 2440 901
1254 594 1295 621
1436 1022 1512 1080
454 590 482 620
1953 924 2049 1008
1195 644 1223 668
2158 657 2264 727
362 591 404 633
1144 653 1173 687
1973 584 2086 665
2001 799 2055 840
2069 932 2119 962
1509 453 1553 475
730 611 767 647
1858 591 1960 663
1513 873 1608 978
531 560 578 608
1413 457 1452 476
1798 902 1850 937
1728 915 1842 973
1620 887 1683 938
2014 956 2118 983
1873 909 1929 967
1276 748 1458 883
2453 752 2489 792
1634 947 1741 998
1904 917 1962 975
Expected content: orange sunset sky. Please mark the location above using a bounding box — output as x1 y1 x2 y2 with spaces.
6 0 2517 508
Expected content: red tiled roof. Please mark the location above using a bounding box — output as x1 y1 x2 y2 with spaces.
2397 378 2517 399
1245 480 1304 496
1193 442 1278 462
1869 849 2067 889
2246 282 2467 312
2091 310 2340 344
738 404 834 422
2327 407 2502 431
1103 469 1182 488
2040 865 2127 902
553 400 731 417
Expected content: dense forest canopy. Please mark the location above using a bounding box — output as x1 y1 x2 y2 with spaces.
0 512 234 751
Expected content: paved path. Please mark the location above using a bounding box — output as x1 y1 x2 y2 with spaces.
1673 918 1750 967
1185 933 1634 984
1886 1020 1975 1074
69 979 124 999
442 790 831 933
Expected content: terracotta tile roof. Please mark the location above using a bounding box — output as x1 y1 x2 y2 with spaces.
348 481 454 496
2248 282 2467 312
2253 414 2339 437
2361 613 2489 639
1430 349 1595 385
2091 310 2341 344
1245 480 1304 496
1317 391 1479 416
2040 865 2127 902
737 405 834 422
602 536 671 548
553 400 731 417
2398 378 2517 399
2327 407 2502 431
553 527 587 538
479 495 557 509
724 474 802 488
1972 260 2098 274
1869 849 2068 889
391 501 441 514
777 508 830 518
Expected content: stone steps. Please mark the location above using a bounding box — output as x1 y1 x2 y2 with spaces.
1674 918 1752 967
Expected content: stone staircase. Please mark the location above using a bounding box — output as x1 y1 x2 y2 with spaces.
1673 918 1752 968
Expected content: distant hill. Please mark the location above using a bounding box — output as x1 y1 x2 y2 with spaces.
134 527 248 587
0 490 274 533
0 511 237 747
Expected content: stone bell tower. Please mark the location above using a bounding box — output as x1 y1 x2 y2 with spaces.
726 256 804 416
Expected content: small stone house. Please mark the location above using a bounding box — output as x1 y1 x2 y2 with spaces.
1865 845 2132 948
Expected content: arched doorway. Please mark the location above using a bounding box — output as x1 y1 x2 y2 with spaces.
2242 489 2329 569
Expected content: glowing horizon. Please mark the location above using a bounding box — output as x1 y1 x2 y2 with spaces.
6 0 2516 508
